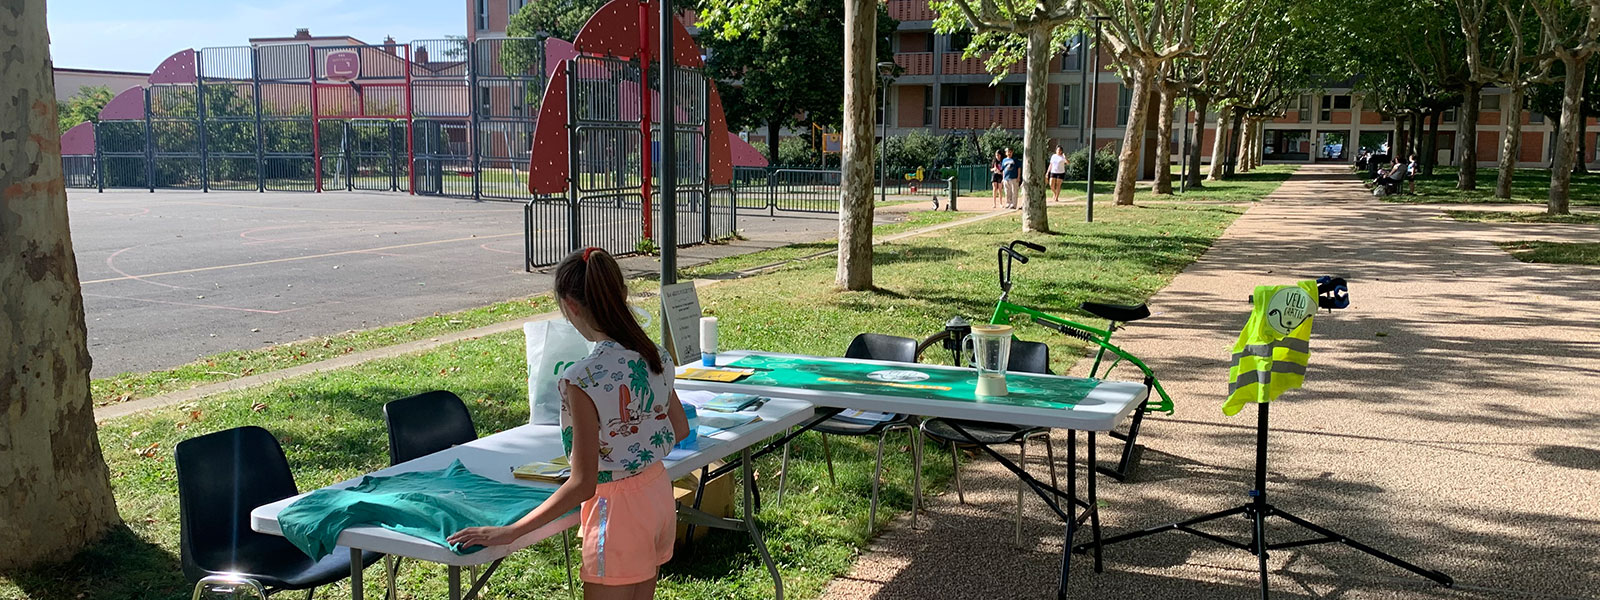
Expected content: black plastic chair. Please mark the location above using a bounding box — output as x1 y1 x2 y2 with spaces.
383 390 478 465
919 340 1059 546
176 426 383 600
778 333 923 533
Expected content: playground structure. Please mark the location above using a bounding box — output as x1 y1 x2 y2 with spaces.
60 37 560 199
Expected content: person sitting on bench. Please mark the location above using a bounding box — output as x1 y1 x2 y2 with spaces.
1372 157 1407 194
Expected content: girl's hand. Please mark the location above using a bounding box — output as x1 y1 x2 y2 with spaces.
447 525 520 549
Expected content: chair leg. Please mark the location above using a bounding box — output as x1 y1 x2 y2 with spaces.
911 426 923 529
305 589 315 600
469 565 481 595
1016 436 1029 548
821 434 836 485
384 556 399 600
868 431 887 534
950 442 964 504
563 529 576 600
1043 432 1059 491
778 427 792 506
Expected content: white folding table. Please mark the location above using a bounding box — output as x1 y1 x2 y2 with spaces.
250 396 813 600
675 351 1149 600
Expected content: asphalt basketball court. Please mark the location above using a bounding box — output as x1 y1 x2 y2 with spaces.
69 189 844 377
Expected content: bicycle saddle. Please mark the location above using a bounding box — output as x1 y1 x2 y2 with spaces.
1080 301 1150 323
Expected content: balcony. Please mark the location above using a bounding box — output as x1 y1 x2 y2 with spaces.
943 54 1026 76
940 106 1024 130
888 0 937 21
895 52 934 76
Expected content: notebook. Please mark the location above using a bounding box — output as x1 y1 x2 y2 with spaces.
511 456 571 484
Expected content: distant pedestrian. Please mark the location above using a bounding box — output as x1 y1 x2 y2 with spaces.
990 150 1004 208
1048 146 1068 202
1001 148 1020 209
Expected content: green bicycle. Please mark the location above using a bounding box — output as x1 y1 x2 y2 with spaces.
917 240 1174 481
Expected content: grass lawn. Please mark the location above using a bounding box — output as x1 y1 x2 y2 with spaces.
1497 241 1600 265
1384 166 1600 206
959 165 1297 204
1443 210 1600 225
2 171 1286 599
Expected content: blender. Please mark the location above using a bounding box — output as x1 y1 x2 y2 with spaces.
963 324 1013 396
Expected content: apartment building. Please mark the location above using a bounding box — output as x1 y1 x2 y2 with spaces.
471 0 1595 168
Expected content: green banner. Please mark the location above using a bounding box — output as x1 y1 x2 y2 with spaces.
728 353 1099 411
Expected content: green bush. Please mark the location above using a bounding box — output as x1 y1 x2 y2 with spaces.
776 136 818 166
1065 147 1118 181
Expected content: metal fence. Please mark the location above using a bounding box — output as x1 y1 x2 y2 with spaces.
523 58 736 269
727 164 990 213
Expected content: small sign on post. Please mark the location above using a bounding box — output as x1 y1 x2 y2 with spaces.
660 282 704 365
324 50 361 82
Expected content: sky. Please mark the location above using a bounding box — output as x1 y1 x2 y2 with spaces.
47 0 464 72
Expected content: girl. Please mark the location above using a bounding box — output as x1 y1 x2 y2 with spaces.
449 248 690 600
1048 146 1068 202
990 149 1004 208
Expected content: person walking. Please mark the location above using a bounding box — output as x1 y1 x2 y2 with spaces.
990 150 1004 209
1048 146 1068 202
1001 147 1021 209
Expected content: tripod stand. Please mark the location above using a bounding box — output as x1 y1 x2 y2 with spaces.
1073 402 1453 599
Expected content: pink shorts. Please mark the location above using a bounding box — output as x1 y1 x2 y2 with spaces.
579 462 675 585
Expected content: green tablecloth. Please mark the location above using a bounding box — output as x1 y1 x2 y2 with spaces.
728 353 1098 411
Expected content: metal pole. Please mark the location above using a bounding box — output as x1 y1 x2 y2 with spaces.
1078 33 1089 146
1086 20 1102 223
879 76 888 204
251 46 265 192
143 87 155 192
661 0 678 287
469 40 483 200
1180 82 1189 194
640 0 654 242
309 45 322 193
197 50 209 193
403 44 416 195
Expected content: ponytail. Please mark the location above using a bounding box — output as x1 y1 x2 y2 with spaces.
553 248 663 374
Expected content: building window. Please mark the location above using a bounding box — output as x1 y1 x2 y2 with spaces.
476 0 488 30
1061 84 1080 127
1530 112 1545 124
1001 84 1024 106
948 32 971 53
510 0 526 14
1320 94 1351 120
1443 108 1457 123
1062 33 1084 71
1298 94 1312 122
1482 94 1501 110
1116 85 1132 126
941 85 969 106
923 86 934 125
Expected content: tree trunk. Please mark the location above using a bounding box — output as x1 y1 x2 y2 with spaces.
1113 61 1152 205
1207 105 1230 180
1457 85 1481 189
1187 94 1209 188
1410 112 1423 163
1393 114 1406 160
1223 108 1244 178
1575 102 1589 174
1 0 123 569
1152 83 1175 194
1251 119 1263 169
1548 54 1588 215
1020 26 1051 231
1237 118 1254 172
836 0 876 289
1424 110 1441 176
1496 86 1525 199
767 120 781 165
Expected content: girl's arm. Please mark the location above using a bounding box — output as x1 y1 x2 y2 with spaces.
447 381 601 550
665 388 690 444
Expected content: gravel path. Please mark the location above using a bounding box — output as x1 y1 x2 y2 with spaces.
820 164 1600 599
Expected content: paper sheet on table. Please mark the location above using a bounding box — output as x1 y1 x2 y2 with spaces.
666 434 723 461
677 389 718 409
698 412 760 433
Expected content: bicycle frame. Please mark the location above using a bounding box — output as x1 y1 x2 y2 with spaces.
990 300 1174 414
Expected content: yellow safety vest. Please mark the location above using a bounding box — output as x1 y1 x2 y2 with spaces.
1224 281 1317 416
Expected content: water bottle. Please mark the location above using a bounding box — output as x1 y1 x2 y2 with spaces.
676 403 699 450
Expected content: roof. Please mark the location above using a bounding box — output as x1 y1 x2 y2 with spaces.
55 67 149 76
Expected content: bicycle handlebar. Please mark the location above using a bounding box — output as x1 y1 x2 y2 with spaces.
997 240 1047 293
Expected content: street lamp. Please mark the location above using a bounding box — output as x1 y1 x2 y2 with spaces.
1085 15 1111 223
877 60 896 203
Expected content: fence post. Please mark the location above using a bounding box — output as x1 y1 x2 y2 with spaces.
143 87 155 192
94 121 105 193
946 176 958 211
251 46 265 192
565 60 581 252
468 39 483 201
197 50 209 193
767 169 776 216
701 78 712 243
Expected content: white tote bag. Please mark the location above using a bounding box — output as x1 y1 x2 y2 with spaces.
525 319 594 425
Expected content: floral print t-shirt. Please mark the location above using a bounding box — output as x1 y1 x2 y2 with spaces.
557 340 678 483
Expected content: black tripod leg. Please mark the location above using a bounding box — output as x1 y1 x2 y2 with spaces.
1088 432 1103 573
1072 504 1250 553
1057 430 1077 600
1254 504 1270 600
1273 509 1455 587
1100 406 1146 481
